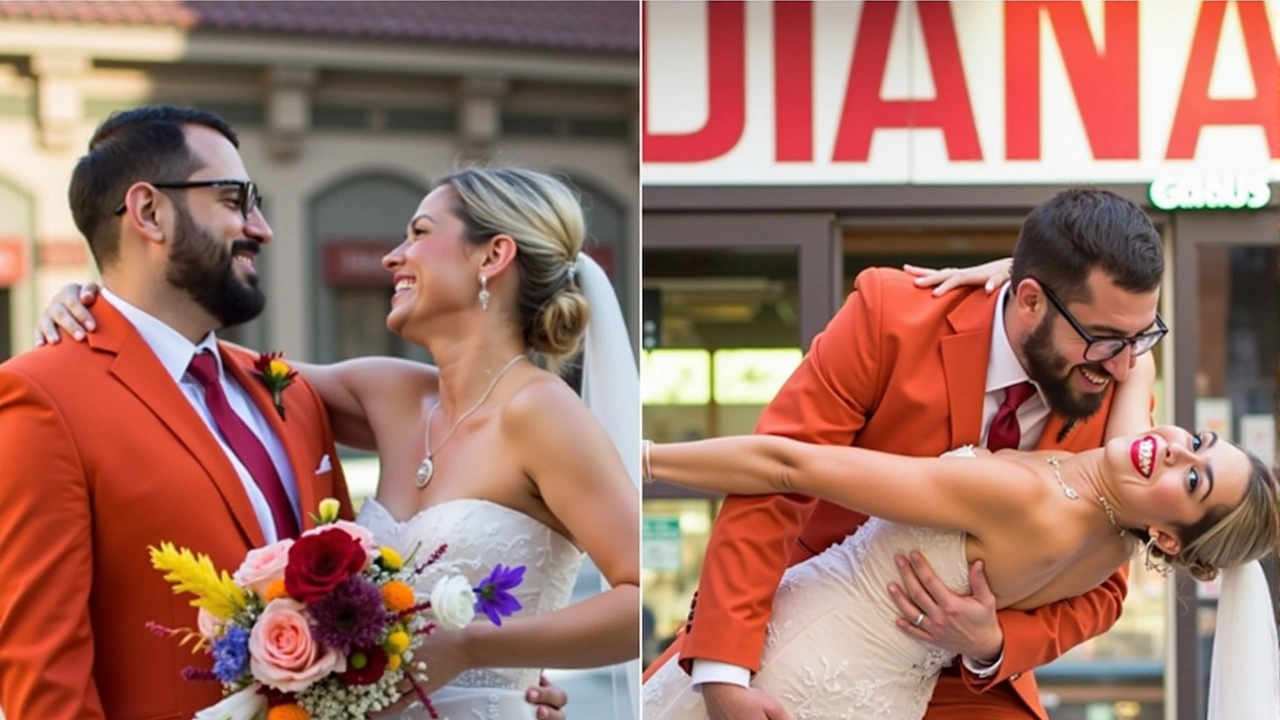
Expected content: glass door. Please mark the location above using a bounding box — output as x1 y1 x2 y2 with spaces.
1170 218 1280 720
640 212 833 670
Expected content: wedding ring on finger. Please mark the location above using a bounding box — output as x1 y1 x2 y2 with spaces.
912 612 926 628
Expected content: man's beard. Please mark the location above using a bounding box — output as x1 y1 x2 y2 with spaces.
166 206 266 328
1022 313 1108 422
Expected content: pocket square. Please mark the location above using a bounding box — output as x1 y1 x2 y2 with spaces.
316 454 332 474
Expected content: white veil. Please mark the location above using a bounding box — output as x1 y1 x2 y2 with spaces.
1207 560 1280 719
574 252 641 720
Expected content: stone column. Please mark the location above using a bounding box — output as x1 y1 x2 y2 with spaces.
456 75 508 163
264 65 317 161
31 52 89 151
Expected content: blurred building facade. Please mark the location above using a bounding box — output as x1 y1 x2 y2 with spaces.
0 3 638 717
0 0 639 365
641 3 1278 720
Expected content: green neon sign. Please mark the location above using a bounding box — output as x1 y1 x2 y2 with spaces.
1149 175 1272 211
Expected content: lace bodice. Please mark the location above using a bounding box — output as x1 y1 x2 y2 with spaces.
356 498 583 692
644 448 977 720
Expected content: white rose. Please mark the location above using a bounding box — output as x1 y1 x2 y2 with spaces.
193 684 265 720
430 574 476 630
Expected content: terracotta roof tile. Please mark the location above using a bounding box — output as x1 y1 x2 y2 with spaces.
0 1 638 53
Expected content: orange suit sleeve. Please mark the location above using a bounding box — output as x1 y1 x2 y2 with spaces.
0 369 105 720
680 269 886 673
965 544 1131 688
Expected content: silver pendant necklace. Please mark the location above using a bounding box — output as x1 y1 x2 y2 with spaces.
1047 456 1125 536
415 354 526 488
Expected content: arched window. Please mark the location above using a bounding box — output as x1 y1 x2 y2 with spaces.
307 172 428 363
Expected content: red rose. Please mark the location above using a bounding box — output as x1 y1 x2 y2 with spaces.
338 646 389 686
284 528 367 603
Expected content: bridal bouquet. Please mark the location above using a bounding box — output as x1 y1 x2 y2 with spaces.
147 498 526 720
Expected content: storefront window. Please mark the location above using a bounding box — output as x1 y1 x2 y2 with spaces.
1190 243 1279 712
641 246 801 665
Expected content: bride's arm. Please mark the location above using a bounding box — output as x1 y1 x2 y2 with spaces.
456 377 639 670
650 436 1043 536
1103 351 1156 441
33 282 439 452
259 355 436 451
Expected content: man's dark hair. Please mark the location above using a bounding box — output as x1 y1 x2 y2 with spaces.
68 106 238 268
1009 187 1163 305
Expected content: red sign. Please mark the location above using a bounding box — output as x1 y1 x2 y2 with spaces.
323 241 398 287
39 241 88 268
643 0 1279 184
0 240 25 286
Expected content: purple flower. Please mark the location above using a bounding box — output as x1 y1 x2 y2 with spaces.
474 564 525 626
210 625 250 682
308 575 389 654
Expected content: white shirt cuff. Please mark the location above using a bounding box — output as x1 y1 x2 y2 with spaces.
961 650 1004 678
690 660 752 690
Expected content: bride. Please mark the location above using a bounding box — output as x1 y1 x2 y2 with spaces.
642 389 1280 720
42 168 640 719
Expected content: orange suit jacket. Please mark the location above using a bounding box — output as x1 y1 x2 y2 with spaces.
0 298 353 720
646 268 1128 720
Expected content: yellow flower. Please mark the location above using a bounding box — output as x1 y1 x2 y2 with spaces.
387 654 402 672
384 630 411 655
378 546 403 571
267 359 291 379
317 498 341 524
267 704 309 720
382 580 415 612
148 542 247 619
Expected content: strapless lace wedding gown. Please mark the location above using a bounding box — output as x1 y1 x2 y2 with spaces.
643 449 976 720
357 498 583 720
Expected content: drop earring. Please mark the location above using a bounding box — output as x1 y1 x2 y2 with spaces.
478 274 490 310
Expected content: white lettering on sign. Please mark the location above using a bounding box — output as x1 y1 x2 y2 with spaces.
1149 175 1273 211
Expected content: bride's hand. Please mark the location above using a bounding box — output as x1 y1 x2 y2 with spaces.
904 258 1012 296
408 627 472 695
35 282 101 346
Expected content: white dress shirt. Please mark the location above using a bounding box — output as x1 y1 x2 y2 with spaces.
691 284 1046 689
104 289 301 544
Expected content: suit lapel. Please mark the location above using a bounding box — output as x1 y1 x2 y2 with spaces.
220 346 318 528
94 301 265 548
941 290 1001 448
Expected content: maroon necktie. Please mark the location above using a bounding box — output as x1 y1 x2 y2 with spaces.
986 382 1036 452
187 351 299 540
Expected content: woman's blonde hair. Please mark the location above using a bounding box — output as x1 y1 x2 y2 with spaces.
1135 450 1280 581
439 168 589 373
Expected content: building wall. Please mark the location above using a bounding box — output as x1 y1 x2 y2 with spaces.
0 26 639 361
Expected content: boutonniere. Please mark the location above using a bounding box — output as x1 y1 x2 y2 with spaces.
253 351 297 420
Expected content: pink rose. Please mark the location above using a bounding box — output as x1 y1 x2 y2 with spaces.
305 520 376 558
234 540 294 596
196 608 223 641
248 599 345 692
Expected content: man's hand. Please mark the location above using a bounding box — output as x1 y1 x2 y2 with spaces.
889 553 1002 661
525 675 569 720
702 683 794 720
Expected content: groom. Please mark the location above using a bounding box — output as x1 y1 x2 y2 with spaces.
0 106 568 720
645 188 1165 720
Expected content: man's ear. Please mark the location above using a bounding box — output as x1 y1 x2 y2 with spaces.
1012 277 1047 323
120 182 168 245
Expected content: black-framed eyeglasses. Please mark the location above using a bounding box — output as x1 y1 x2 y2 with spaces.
1039 282 1167 362
113 180 261 220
